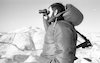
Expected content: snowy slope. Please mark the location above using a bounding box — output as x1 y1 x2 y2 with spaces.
0 26 45 63
0 27 100 63
75 32 100 63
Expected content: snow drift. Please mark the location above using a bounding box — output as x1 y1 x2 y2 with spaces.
0 27 100 63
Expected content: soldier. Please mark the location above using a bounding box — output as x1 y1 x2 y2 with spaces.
38 3 83 63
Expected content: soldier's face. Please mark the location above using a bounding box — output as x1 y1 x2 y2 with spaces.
48 7 53 18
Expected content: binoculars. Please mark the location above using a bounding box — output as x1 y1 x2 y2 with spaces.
39 9 50 16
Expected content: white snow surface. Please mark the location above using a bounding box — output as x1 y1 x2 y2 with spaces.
0 26 100 63
0 26 45 63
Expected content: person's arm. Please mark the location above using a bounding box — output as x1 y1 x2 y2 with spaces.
43 15 49 31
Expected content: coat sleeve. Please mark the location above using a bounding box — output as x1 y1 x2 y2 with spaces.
54 22 76 63
43 16 50 31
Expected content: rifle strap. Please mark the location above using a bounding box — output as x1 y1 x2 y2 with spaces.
76 30 88 41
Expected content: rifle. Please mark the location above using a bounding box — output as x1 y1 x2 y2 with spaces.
76 30 92 48
75 30 93 60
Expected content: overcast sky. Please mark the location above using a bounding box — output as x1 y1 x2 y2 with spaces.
0 0 100 34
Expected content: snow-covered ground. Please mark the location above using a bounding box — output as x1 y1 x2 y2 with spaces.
75 32 100 63
0 26 100 63
0 26 45 63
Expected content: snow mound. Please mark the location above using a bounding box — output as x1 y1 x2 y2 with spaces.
0 26 45 63
0 26 100 63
